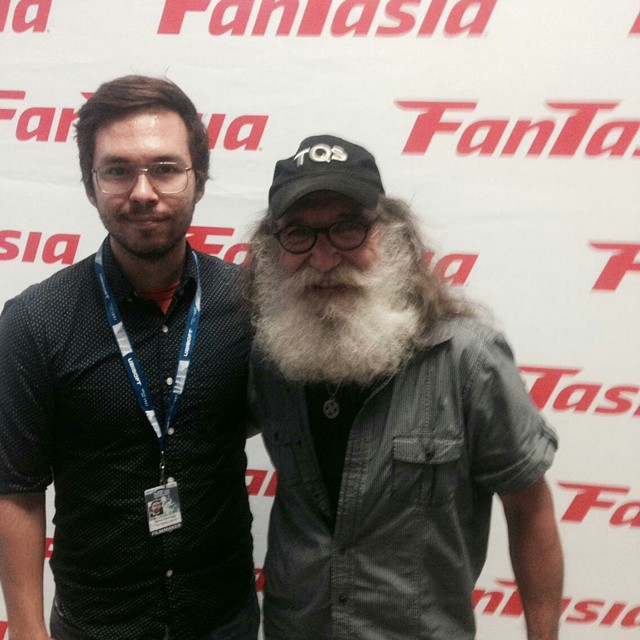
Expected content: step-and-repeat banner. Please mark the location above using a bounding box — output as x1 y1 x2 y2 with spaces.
1 1 638 638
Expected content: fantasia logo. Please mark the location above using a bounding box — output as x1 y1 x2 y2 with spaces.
520 365 640 419
0 90 267 150
0 90 80 142
187 226 249 264
158 0 496 37
0 230 79 265
255 568 265 592
558 482 640 528
425 251 477 285
474 579 640 628
590 242 640 291
397 101 640 158
0 0 50 33
246 468 277 496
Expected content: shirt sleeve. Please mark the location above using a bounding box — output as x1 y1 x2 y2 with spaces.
462 328 558 495
0 296 54 494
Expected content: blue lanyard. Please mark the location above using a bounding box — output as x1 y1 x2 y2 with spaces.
93 242 202 472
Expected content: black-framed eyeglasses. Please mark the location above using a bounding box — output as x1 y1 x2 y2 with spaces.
274 219 376 254
92 162 193 195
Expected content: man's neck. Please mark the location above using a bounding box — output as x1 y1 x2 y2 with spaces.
109 237 187 292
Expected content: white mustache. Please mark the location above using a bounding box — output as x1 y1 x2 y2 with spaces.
287 264 370 292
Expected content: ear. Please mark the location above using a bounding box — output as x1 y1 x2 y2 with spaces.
85 174 98 207
194 186 205 205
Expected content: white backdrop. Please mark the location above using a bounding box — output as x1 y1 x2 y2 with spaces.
1 1 639 638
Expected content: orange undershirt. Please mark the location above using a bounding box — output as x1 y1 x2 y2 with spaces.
137 282 181 315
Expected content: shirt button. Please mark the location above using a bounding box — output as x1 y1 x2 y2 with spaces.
165 569 173 578
166 377 173 386
338 595 347 604
167 427 175 436
161 325 169 333
339 547 347 555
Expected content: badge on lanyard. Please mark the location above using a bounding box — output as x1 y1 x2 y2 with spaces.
94 242 201 537
145 480 182 536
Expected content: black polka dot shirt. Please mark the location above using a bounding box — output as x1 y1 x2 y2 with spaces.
0 240 255 639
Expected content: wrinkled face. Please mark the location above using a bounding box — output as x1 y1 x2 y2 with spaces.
276 192 381 306
89 109 203 262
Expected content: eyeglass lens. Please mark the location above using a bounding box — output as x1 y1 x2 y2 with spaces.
278 220 369 253
95 162 189 194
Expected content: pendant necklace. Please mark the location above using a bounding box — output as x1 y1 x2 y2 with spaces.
323 383 341 419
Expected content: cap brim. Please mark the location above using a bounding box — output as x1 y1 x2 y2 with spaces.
270 174 382 220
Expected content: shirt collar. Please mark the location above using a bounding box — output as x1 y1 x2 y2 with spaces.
418 316 459 348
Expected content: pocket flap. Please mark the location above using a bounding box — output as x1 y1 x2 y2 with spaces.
393 435 463 464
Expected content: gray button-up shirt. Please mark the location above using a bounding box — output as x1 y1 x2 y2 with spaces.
250 317 558 640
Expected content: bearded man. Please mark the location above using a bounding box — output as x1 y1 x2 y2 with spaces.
246 135 564 640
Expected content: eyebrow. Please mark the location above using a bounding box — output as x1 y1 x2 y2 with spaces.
96 154 187 165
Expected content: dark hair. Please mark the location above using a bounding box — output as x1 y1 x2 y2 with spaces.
244 195 477 344
75 75 209 198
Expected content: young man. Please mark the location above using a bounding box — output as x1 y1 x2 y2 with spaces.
0 76 258 640
246 135 564 640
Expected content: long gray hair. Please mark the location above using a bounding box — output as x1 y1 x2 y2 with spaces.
244 195 477 349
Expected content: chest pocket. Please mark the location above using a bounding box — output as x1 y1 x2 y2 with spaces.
391 435 463 506
263 427 303 486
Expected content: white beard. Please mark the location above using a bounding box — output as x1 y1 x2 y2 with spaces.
252 236 421 386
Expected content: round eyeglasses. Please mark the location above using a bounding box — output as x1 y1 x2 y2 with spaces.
274 219 375 254
92 162 193 195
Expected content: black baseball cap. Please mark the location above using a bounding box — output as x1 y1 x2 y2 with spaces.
268 135 385 220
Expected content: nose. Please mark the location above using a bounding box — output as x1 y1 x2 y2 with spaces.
129 172 159 206
308 233 342 273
